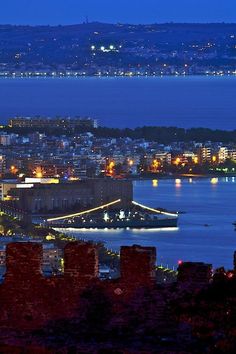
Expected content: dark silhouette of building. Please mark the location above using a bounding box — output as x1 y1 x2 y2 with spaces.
9 117 98 130
7 178 133 213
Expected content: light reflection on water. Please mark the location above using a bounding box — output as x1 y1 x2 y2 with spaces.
66 178 236 269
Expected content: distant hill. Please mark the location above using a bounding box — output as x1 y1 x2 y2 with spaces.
0 23 235 75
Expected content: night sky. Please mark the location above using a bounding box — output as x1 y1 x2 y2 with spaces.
0 0 235 25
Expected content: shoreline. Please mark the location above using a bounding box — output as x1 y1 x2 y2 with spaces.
129 173 236 181
0 73 236 79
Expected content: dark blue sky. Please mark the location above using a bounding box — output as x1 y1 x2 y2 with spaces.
0 0 235 25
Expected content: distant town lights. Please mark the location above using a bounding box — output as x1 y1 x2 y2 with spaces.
99 45 117 53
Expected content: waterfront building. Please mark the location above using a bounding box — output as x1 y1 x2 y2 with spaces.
218 147 228 163
7 179 133 214
198 147 212 164
9 116 98 130
228 149 236 161
154 152 172 165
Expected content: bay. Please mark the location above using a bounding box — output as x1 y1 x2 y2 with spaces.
67 178 236 270
0 76 235 129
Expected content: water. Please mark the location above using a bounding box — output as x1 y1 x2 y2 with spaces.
66 178 236 270
0 76 236 129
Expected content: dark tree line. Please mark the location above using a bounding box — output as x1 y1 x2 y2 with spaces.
4 125 236 144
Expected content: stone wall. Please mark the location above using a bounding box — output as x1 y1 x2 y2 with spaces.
0 242 215 332
0 242 156 330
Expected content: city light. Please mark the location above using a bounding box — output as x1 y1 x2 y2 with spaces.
151 159 159 172
174 157 181 165
212 155 217 163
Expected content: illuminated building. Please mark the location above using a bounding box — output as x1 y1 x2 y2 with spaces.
228 149 236 161
218 147 228 163
154 152 172 165
29 162 74 178
198 147 212 164
105 159 115 176
139 153 171 173
151 159 159 172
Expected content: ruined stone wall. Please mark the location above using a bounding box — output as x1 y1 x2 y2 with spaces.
0 242 156 330
0 242 215 331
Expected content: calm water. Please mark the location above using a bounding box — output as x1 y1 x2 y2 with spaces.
66 178 236 269
0 76 236 129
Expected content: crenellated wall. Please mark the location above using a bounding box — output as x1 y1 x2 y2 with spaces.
0 241 217 331
177 261 212 288
0 242 157 330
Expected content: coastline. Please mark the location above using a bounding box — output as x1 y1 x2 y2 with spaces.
0 73 236 79
129 172 236 181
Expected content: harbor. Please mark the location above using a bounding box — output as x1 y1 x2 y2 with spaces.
59 178 236 270
46 199 178 230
